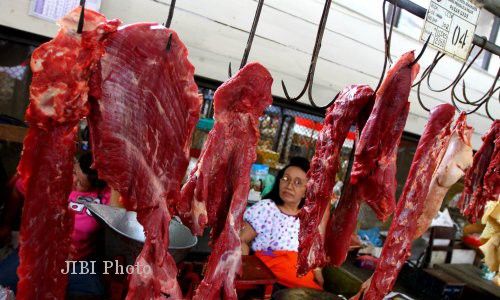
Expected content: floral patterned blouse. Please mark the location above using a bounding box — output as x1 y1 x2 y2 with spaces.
243 199 300 252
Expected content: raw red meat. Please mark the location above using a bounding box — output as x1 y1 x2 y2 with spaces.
363 104 455 300
88 24 200 299
459 120 500 223
349 51 420 221
325 184 361 267
16 8 119 299
414 113 473 238
27 9 119 128
17 126 76 299
178 63 272 299
297 85 374 275
324 97 374 268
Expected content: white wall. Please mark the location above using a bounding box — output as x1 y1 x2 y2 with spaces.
1 0 498 149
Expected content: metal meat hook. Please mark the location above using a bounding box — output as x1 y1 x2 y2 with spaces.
163 0 176 52
280 0 337 108
374 0 398 94
451 67 500 119
228 0 265 77
166 33 173 51
164 0 177 28
454 69 499 105
484 79 500 120
413 36 499 120
418 41 484 94
409 33 432 67
413 43 476 113
447 37 500 120
77 0 86 34
450 38 499 104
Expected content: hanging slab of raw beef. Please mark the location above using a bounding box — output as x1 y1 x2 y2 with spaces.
324 96 374 268
88 24 200 299
16 8 119 299
325 180 361 267
459 120 500 223
349 51 420 221
414 112 473 238
178 62 272 299
297 85 374 275
363 104 455 300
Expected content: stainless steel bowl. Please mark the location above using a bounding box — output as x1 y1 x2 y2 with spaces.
85 203 197 265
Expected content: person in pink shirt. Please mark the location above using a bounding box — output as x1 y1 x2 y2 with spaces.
0 151 110 297
69 152 111 261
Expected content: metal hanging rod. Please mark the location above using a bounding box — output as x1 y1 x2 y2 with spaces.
471 0 500 16
386 0 500 57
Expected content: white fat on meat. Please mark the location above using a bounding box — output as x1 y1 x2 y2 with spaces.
192 198 208 233
414 118 473 238
35 87 66 117
213 249 242 284
31 57 45 72
58 7 105 34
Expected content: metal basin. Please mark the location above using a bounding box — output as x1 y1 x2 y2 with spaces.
85 203 197 265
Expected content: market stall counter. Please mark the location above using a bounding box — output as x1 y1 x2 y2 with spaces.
434 264 500 300
323 254 420 299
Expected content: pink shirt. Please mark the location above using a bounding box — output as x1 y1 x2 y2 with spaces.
68 188 111 260
15 176 110 260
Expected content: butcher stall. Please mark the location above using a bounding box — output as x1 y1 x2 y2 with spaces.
0 0 499 299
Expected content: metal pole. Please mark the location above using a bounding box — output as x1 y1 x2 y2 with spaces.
471 0 500 16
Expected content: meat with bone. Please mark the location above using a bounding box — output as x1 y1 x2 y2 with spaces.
414 112 473 238
459 120 500 223
297 85 374 275
88 24 200 299
349 51 420 221
178 63 272 299
16 8 119 299
363 104 455 300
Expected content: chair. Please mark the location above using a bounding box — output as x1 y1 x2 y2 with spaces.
235 255 277 300
421 226 457 268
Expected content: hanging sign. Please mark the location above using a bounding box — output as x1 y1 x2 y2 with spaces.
29 0 102 22
420 0 480 62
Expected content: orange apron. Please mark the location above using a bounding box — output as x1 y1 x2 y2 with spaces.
255 250 322 290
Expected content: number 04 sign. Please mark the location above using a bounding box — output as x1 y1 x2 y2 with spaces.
420 0 480 62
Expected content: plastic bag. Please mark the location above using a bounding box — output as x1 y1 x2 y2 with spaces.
358 227 383 247
430 208 454 228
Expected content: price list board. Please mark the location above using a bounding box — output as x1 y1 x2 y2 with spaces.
30 0 102 22
420 0 480 62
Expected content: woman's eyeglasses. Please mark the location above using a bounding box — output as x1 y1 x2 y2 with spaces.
280 175 306 188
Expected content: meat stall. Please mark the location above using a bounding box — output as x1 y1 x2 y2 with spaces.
0 0 499 300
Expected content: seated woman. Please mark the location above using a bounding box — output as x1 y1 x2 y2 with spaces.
0 151 111 297
240 157 323 290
